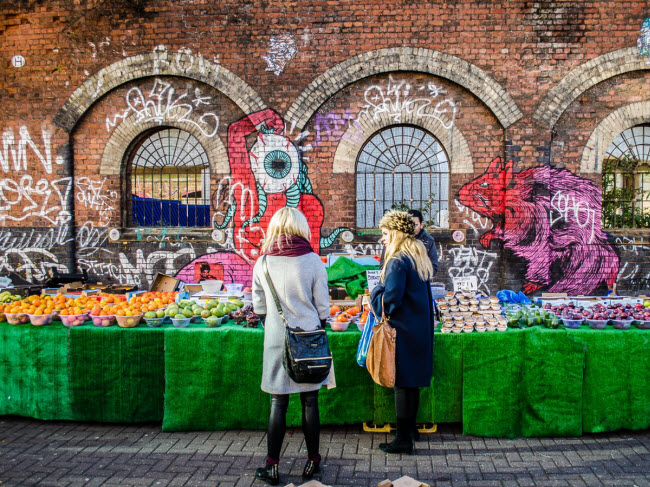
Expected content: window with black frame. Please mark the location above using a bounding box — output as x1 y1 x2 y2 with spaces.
128 128 211 227
602 124 650 229
355 125 450 228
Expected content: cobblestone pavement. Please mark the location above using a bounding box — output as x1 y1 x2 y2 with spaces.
1 416 649 487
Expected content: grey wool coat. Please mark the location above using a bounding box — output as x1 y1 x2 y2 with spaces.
252 252 332 394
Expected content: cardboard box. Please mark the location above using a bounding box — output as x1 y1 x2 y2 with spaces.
150 273 185 293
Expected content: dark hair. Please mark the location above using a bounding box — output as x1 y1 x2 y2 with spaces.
200 264 210 272
408 209 424 224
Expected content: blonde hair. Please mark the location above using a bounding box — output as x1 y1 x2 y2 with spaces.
261 207 311 252
380 211 433 283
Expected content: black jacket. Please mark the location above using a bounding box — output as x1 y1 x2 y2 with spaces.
415 229 439 275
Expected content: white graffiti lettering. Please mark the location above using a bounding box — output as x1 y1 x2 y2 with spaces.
358 76 458 129
105 78 219 137
0 126 64 175
75 177 118 225
447 245 497 295
0 176 72 225
454 199 492 236
550 190 597 244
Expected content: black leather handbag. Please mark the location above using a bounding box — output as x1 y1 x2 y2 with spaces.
262 256 332 384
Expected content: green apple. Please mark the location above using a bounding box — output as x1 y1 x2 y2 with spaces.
144 311 156 319
201 310 211 318
156 309 165 318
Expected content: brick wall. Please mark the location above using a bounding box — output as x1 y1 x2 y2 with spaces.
1 1 650 295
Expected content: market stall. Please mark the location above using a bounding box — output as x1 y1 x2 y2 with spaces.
2 316 649 437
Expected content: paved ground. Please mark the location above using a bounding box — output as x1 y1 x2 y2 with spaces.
1 416 649 487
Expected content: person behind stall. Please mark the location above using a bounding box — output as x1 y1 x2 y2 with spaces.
370 210 434 455
407 209 439 276
252 207 332 485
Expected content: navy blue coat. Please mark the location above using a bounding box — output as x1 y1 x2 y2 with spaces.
370 254 434 388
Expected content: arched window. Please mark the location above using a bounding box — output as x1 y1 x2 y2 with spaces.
602 124 650 229
127 128 211 227
355 125 450 228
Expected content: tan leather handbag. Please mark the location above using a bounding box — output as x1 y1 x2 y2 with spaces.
366 296 396 388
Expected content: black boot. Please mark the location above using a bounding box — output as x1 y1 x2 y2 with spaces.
302 454 321 479
255 462 279 485
379 417 414 455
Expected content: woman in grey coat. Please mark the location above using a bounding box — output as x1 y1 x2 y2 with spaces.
252 207 332 486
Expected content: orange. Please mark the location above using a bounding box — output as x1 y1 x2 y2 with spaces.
330 305 341 316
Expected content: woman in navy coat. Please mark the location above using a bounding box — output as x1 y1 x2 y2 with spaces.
371 210 434 454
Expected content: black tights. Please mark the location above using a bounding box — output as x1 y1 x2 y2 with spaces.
267 390 320 462
394 386 420 419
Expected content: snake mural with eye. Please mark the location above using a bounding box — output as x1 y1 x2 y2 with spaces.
213 108 349 262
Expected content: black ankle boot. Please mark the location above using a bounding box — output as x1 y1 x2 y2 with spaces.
379 417 414 455
302 454 321 479
255 462 279 485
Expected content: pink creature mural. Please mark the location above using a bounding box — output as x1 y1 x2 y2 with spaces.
456 157 619 295
213 109 347 263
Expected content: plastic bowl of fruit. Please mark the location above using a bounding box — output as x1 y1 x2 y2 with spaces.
330 320 350 332
171 316 191 328
115 314 142 328
28 313 54 326
634 319 650 329
90 314 116 327
586 318 608 330
611 319 632 330
61 313 89 327
562 317 583 329
144 316 165 328
5 312 29 325
204 315 225 328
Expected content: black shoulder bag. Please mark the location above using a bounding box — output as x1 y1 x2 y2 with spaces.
262 256 332 384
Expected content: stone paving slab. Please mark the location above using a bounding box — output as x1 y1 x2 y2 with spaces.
0 417 649 487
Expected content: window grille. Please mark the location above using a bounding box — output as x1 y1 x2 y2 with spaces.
355 125 450 228
602 124 650 229
129 128 211 227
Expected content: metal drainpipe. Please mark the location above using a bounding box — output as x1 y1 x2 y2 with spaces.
64 137 77 274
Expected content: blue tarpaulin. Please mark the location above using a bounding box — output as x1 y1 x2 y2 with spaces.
132 196 210 227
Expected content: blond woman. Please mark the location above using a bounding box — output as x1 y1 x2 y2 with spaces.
371 210 435 454
252 207 331 484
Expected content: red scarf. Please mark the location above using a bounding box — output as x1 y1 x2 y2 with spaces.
264 235 314 257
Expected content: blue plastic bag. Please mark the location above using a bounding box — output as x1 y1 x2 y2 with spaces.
356 311 376 367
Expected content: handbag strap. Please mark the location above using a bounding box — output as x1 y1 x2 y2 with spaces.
369 294 389 322
262 255 290 328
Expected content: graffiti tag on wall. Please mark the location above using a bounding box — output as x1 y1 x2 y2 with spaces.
105 78 220 137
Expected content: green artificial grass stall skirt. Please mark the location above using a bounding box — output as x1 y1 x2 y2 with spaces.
0 322 72 419
162 324 375 431
68 324 165 422
568 327 650 433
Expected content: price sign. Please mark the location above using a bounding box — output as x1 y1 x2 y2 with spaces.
366 270 381 293
452 276 478 293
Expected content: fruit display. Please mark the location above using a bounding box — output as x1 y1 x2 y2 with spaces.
0 289 256 329
0 291 22 303
437 291 507 333
326 305 363 331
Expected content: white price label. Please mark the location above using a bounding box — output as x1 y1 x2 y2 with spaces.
452 276 478 292
366 269 381 293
